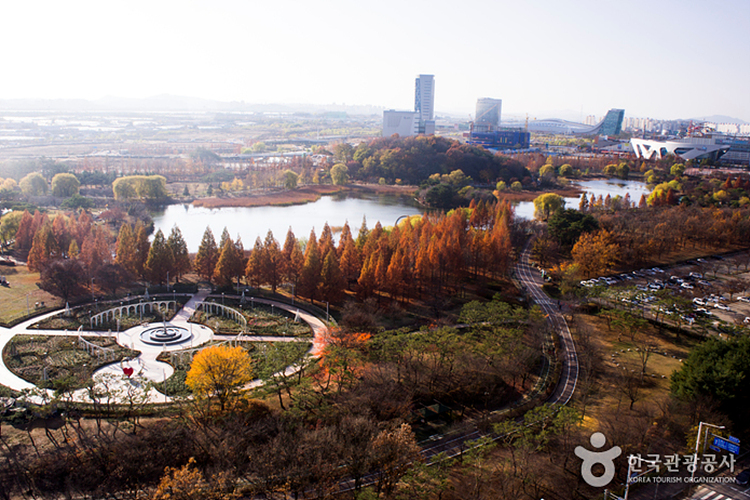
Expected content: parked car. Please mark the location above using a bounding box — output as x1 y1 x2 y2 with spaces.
693 298 706 306
714 303 731 311
738 296 750 303
681 283 694 289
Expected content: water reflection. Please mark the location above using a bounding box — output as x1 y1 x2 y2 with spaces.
151 193 423 252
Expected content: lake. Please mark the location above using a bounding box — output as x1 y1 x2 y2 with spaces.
151 193 424 252
152 179 651 252
513 178 651 220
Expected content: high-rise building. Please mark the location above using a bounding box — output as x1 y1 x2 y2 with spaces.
414 74 435 134
474 98 502 133
382 74 436 137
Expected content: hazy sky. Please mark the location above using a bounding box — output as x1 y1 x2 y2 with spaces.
1 0 749 121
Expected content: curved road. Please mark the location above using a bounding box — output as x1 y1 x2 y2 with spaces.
515 239 578 405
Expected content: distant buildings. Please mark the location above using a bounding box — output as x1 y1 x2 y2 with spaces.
630 137 730 162
382 74 435 137
474 98 502 133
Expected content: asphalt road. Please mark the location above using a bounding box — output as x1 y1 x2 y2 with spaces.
515 240 579 405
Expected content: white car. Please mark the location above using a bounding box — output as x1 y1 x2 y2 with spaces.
738 296 750 303
693 298 706 306
681 283 694 289
714 303 731 311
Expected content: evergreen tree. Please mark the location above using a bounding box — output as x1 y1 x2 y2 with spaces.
195 227 219 283
263 230 283 293
145 229 174 284
80 225 110 275
245 236 265 287
167 226 191 281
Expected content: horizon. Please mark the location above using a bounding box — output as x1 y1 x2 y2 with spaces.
1 1 748 122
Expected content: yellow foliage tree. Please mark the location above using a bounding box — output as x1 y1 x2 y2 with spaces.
185 345 253 412
151 457 236 500
571 229 620 278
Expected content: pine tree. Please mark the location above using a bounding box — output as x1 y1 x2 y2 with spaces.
145 229 174 284
195 227 219 283
167 226 191 282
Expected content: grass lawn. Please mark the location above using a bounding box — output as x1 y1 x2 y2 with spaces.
0 266 61 325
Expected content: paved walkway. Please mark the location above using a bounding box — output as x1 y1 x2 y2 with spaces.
0 290 329 404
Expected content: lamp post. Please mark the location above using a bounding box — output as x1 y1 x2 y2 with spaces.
691 422 725 481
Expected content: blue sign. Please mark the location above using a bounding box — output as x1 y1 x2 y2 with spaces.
728 436 740 444
712 436 740 455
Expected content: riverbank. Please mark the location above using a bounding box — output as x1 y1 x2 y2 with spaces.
497 184 584 203
191 183 418 209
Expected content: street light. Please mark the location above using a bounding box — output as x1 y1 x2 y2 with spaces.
691 421 725 481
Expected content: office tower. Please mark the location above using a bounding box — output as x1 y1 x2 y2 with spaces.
474 98 502 133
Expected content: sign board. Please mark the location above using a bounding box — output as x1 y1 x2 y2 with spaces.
728 436 740 444
712 436 740 455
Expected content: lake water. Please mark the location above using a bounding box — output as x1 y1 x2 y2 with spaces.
151 193 424 252
152 179 651 252
513 178 651 220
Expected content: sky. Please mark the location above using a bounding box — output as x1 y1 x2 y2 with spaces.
1 0 749 122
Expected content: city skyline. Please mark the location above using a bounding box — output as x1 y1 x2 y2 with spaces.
1 0 748 122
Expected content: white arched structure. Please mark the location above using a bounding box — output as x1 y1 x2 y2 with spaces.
630 137 729 161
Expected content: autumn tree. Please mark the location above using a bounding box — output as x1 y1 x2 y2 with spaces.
282 228 304 296
213 235 244 288
195 227 219 283
330 163 349 185
319 249 346 303
532 193 565 221
262 230 283 292
115 223 139 276
145 229 174 284
27 222 57 272
39 258 87 302
185 345 253 412
134 221 151 279
19 172 47 196
50 173 80 197
299 229 322 301
571 229 620 278
167 226 191 282
80 225 111 275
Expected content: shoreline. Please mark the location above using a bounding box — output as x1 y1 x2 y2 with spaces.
190 183 418 209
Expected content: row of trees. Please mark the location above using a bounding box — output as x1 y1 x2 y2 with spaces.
1 172 81 197
187 199 516 304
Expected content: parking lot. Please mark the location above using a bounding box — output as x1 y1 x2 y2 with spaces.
580 251 750 332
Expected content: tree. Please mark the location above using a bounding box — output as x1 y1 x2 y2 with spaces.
299 229 322 301
330 163 349 185
167 226 191 282
112 175 168 201
283 169 299 190
213 235 243 287
262 230 283 292
670 163 686 177
532 193 565 221
559 164 573 177
0 211 23 251
50 173 80 197
571 229 620 278
319 249 346 303
95 263 132 296
185 345 253 412
39 258 87 302
195 227 219 283
134 222 151 279
27 223 56 272
115 223 139 276
19 172 47 196
671 335 750 422
80 225 111 275
547 208 599 250
145 229 174 284
538 163 556 182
